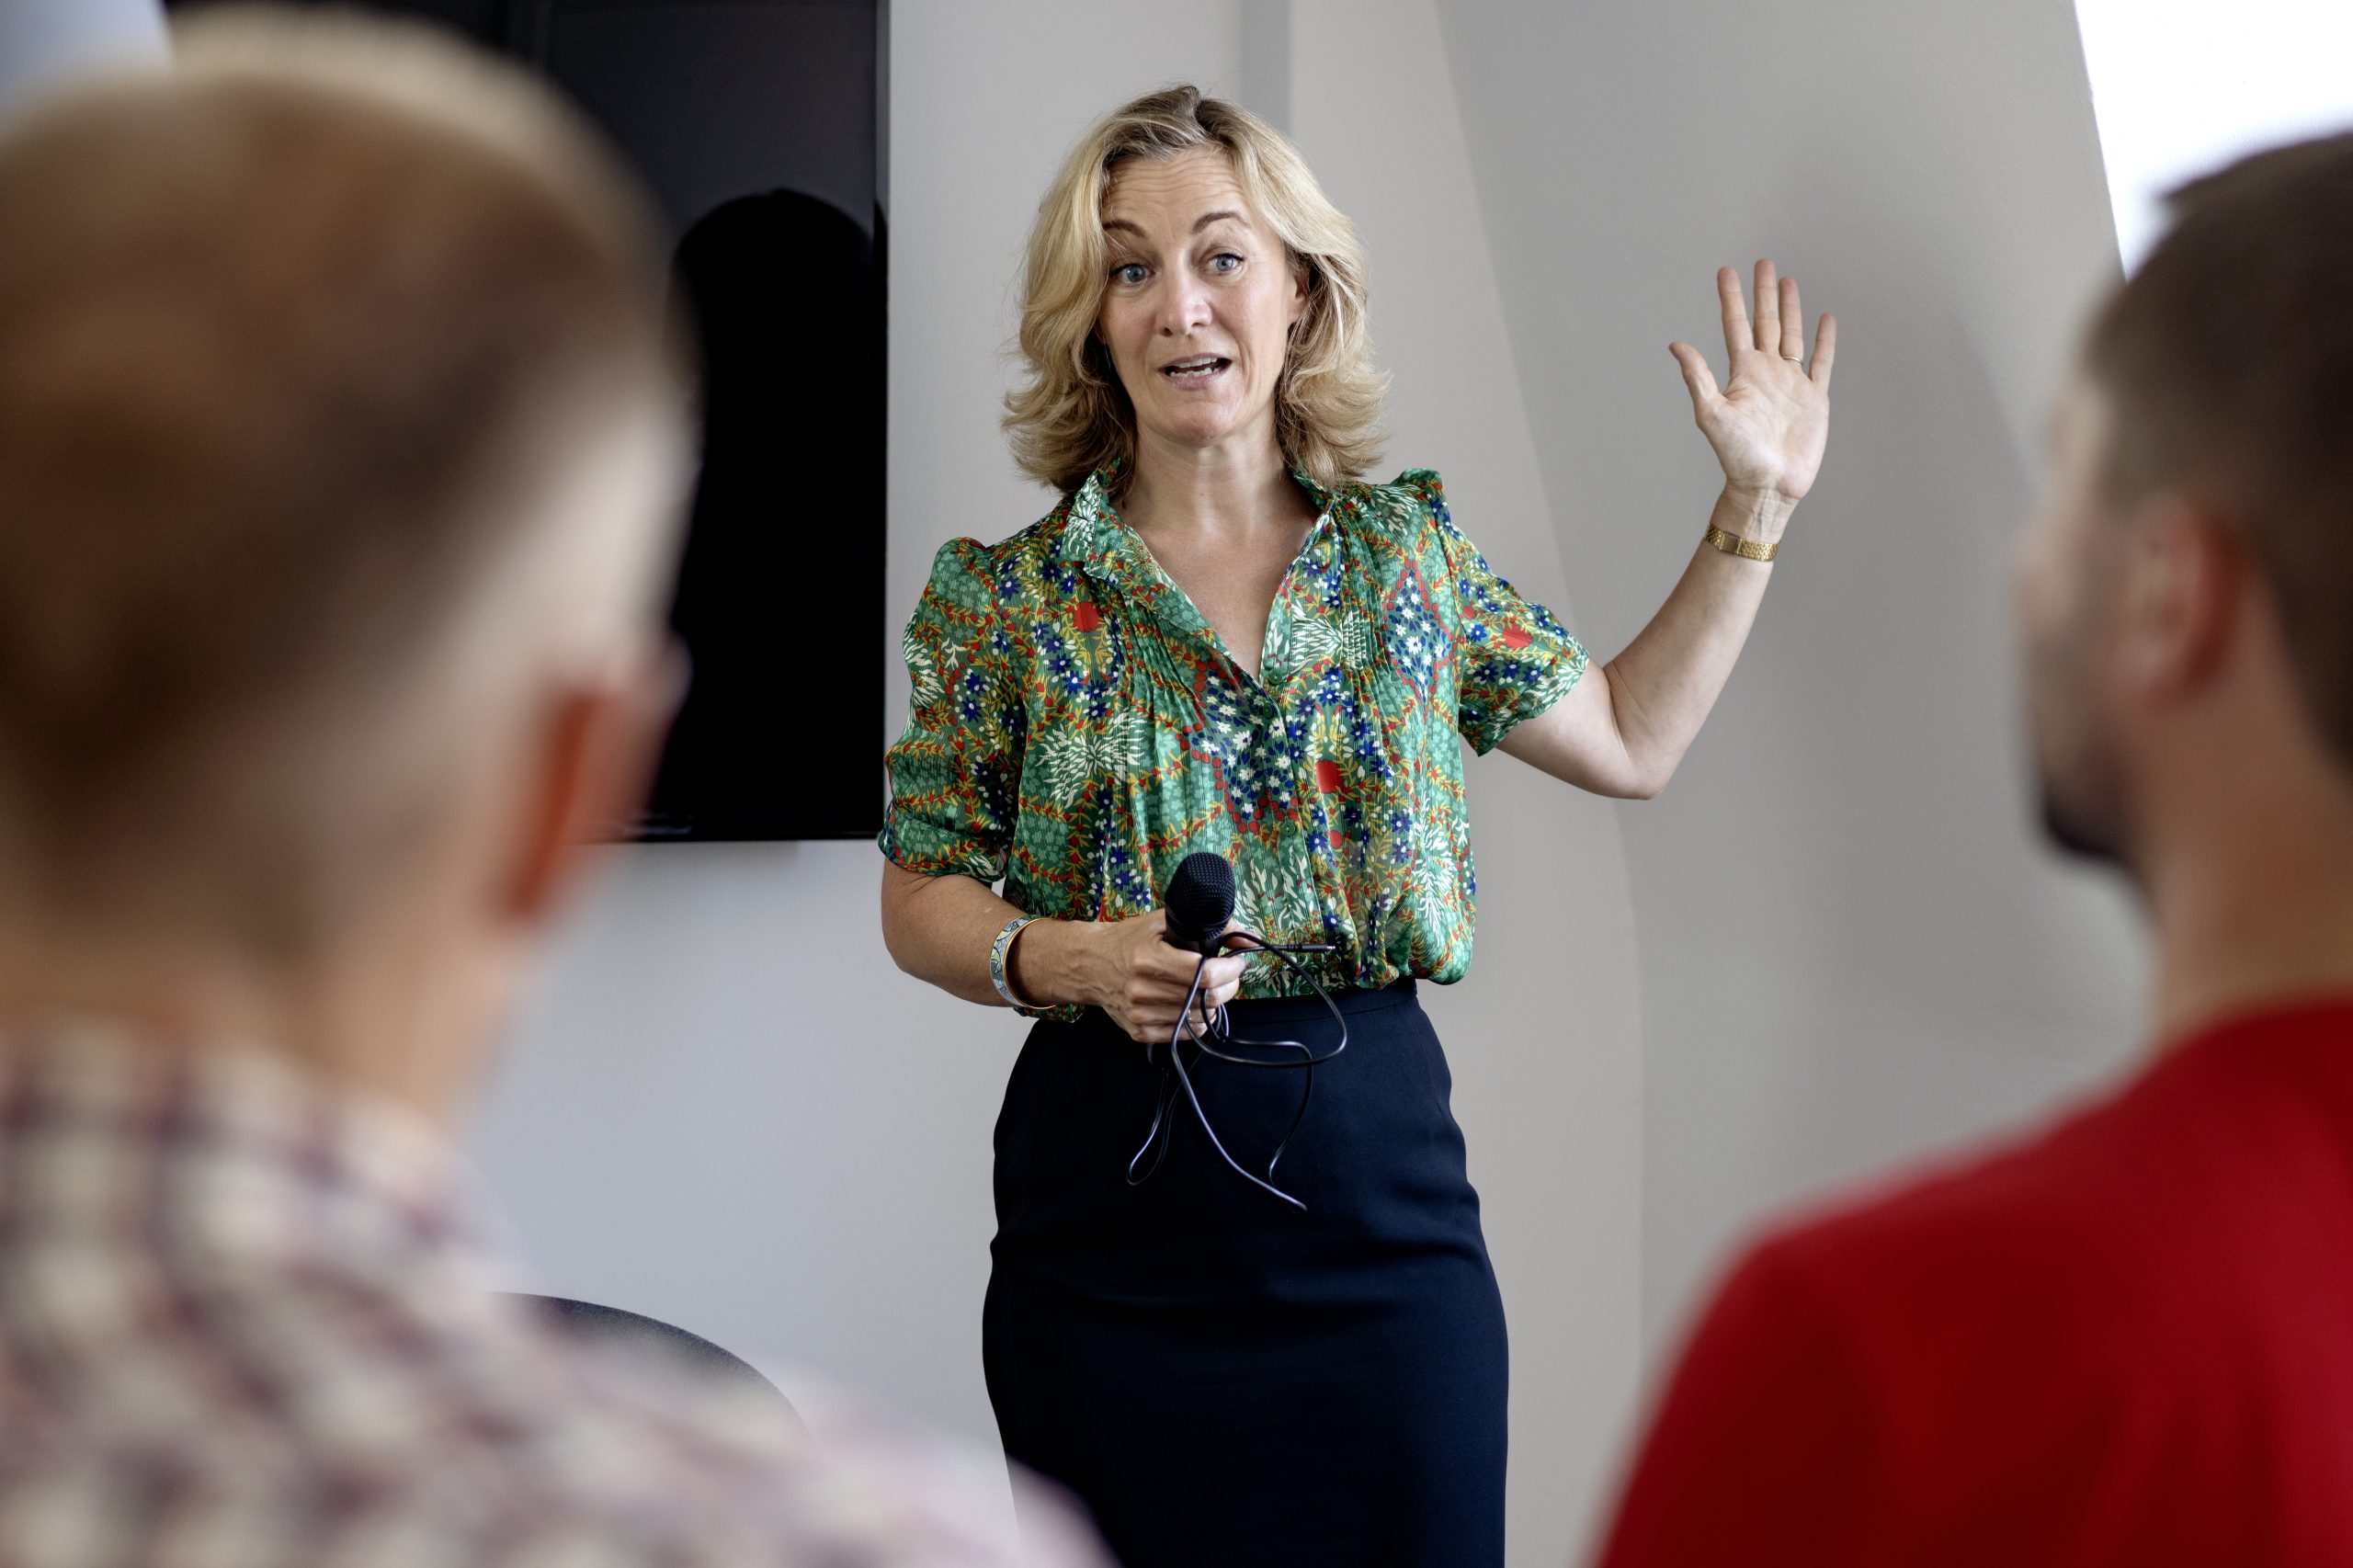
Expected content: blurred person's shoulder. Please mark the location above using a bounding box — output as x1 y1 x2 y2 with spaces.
1751 998 2353 1341
0 1026 1104 1568
352 1327 1109 1568
0 1355 1106 1568
520 1357 1108 1567
214 1335 1102 1567
1692 997 2353 1526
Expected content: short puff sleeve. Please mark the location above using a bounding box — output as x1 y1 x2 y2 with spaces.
880 539 1025 881
1413 471 1587 754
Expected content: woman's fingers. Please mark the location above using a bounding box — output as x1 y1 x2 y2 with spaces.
1102 908 1262 1043
1752 259 1780 353
1779 275 1806 361
1181 956 1246 1028
1715 265 1749 362
1102 906 1269 1043
1131 948 1235 994
1668 342 1720 417
1128 997 1200 1043
1119 949 1239 1028
1811 312 1838 390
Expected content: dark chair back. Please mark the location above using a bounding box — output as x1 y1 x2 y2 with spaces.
507 1292 800 1429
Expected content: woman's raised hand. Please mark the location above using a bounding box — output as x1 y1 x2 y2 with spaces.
1668 260 1836 505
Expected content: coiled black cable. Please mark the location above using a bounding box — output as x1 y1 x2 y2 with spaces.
1124 931 1347 1210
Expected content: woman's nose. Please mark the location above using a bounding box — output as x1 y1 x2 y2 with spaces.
1155 274 1211 336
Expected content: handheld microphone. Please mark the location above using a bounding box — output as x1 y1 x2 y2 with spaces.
1130 847 1345 1211
1162 851 1235 957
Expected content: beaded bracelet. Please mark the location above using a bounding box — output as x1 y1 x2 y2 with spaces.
990 914 1044 1008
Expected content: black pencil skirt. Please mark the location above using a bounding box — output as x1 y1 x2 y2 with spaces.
983 981 1508 1568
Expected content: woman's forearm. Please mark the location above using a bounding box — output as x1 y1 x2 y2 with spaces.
878 861 1106 1010
877 865 1247 1040
1502 485 1788 798
1602 484 1789 786
880 862 1025 1006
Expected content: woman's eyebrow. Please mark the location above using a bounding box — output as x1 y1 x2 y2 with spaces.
1191 209 1246 233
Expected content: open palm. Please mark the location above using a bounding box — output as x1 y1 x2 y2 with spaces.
1670 260 1836 503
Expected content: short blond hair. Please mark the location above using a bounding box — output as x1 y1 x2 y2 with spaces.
0 6 681 950
1004 86 1387 494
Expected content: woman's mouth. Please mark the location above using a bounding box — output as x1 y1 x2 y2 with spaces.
1160 355 1231 384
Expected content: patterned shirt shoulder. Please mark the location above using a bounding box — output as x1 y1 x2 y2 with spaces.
0 1025 1105 1568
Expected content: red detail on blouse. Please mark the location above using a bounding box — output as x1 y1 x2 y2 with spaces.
1072 600 1102 631
1315 759 1344 794
1500 623 1532 650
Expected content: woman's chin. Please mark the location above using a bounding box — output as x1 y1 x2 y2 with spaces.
1136 400 1267 456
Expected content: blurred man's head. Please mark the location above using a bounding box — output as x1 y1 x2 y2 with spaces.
2020 131 2353 875
0 8 688 1113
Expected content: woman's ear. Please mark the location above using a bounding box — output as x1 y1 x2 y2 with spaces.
1289 259 1312 329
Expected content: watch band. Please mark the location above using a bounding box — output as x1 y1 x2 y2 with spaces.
1703 525 1779 562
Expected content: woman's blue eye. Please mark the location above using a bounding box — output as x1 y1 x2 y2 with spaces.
1112 262 1147 284
1211 253 1243 274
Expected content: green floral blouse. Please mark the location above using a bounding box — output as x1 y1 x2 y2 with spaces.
880 462 1586 1010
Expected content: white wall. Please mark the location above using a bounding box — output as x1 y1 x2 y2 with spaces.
1430 0 2147 1392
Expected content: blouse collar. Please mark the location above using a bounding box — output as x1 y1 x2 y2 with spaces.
1059 459 1336 579
1057 460 1347 694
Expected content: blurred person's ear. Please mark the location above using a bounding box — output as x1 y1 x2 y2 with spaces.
500 639 687 927
2116 497 2248 702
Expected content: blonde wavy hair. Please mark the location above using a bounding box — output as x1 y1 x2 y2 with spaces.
1005 86 1387 494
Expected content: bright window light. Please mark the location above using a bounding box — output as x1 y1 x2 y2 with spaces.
2074 0 2353 270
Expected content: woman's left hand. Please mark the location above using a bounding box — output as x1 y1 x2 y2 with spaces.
1669 260 1836 505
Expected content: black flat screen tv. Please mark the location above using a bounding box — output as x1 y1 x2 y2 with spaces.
170 0 890 842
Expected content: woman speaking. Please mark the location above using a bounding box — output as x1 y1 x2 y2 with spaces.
879 88 1833 1567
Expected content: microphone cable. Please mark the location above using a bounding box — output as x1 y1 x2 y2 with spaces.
1124 931 1348 1211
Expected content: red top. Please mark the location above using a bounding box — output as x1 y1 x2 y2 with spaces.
1597 999 2353 1567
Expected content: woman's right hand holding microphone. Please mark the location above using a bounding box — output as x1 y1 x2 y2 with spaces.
1014 911 1248 1044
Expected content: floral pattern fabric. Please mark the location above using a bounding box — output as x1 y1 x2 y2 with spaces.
880 463 1586 1012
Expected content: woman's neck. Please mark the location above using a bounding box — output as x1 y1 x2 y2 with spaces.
1122 426 1302 542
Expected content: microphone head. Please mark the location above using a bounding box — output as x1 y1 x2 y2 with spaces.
1163 851 1236 953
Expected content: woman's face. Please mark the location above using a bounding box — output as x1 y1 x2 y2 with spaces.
1097 147 1307 463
